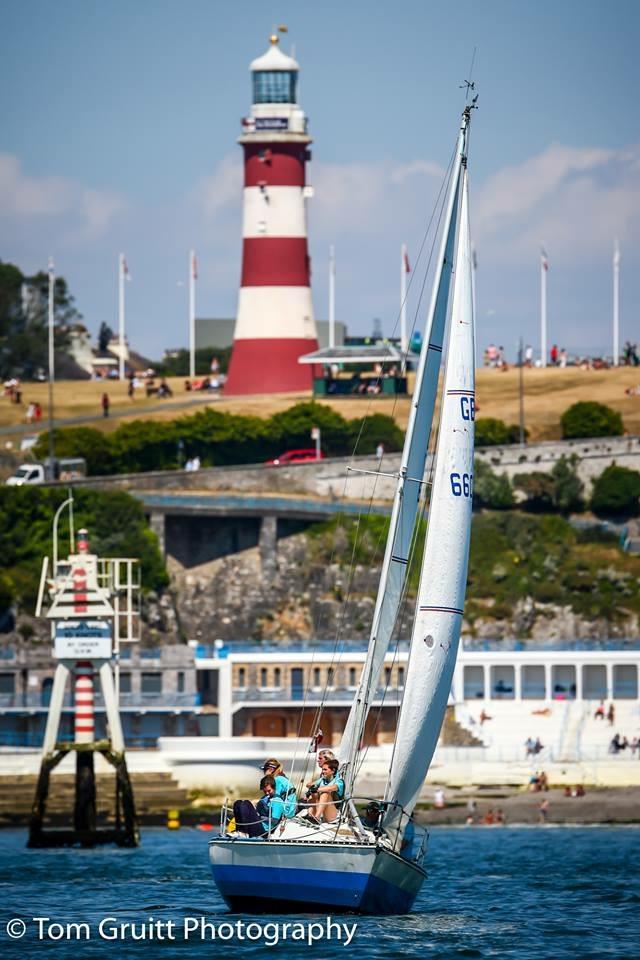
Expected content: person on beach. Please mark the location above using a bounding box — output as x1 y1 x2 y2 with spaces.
101 392 110 417
594 701 605 720
538 799 549 824
607 703 615 726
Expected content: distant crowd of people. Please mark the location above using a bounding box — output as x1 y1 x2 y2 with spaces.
483 343 638 370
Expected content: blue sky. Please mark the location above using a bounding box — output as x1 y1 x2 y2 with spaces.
1 0 639 361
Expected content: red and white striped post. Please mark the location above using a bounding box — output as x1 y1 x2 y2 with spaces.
74 661 95 743
225 34 318 395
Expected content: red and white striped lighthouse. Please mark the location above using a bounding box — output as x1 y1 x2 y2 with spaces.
224 34 318 395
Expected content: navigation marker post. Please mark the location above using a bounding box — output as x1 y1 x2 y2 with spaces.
29 504 141 849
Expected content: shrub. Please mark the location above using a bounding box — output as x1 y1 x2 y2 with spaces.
35 427 114 476
551 455 584 513
475 418 522 447
473 460 514 509
591 464 640 517
514 456 584 514
514 472 555 511
34 403 405 476
560 401 623 439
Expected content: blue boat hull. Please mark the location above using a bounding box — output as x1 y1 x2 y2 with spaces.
209 837 425 915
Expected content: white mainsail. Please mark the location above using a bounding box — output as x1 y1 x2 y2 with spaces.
340 127 468 789
385 158 475 823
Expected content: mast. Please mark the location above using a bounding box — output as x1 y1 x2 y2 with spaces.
340 115 469 793
385 146 475 831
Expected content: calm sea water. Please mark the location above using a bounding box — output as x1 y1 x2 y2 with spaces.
0 827 638 960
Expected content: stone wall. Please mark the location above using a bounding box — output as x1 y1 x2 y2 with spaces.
60 434 640 502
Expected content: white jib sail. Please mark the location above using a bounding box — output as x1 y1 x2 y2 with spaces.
340 135 466 790
385 163 475 823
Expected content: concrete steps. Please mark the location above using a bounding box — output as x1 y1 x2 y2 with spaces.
0 772 189 823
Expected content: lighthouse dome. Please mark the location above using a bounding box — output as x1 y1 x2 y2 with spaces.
250 36 299 105
250 37 299 72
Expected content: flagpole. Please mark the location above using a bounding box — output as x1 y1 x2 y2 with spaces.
540 249 548 369
48 258 55 465
613 239 620 367
118 253 125 380
400 242 408 356
328 244 335 349
189 249 196 379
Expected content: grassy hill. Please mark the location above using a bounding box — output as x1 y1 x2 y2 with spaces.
2 366 640 446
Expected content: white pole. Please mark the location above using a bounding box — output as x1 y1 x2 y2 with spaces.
47 258 55 465
613 239 620 367
471 243 478 368
118 253 125 380
400 243 408 356
540 249 548 368
189 249 196 379
328 245 335 349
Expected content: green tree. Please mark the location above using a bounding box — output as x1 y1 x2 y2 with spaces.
475 418 522 447
514 456 584 514
98 322 114 352
0 487 167 615
560 401 623 439
0 260 81 379
473 460 514 509
34 427 114 476
157 346 233 377
591 464 640 517
551 455 584 513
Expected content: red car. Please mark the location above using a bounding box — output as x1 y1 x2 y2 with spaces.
266 448 325 466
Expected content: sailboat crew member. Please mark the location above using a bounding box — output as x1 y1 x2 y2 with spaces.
259 758 297 817
305 758 345 823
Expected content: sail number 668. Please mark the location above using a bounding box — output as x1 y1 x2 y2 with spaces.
450 472 473 497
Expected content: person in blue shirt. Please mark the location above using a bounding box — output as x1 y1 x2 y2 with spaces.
260 758 297 819
305 758 345 823
256 775 289 826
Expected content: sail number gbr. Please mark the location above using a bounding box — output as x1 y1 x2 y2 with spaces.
450 472 473 498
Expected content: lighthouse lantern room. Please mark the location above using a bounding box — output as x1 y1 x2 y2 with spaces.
224 33 319 395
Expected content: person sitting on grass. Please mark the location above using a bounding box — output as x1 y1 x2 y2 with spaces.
305 758 345 824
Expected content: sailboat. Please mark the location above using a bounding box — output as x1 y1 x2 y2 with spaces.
209 103 476 915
